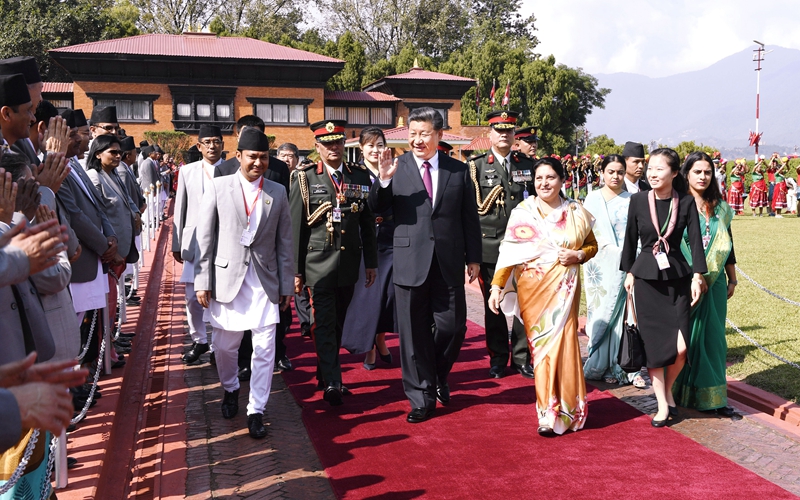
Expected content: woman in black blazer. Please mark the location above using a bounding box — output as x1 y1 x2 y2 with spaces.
620 148 707 427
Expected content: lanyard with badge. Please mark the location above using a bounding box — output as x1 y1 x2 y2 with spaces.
239 177 263 246
327 169 344 223
648 189 678 270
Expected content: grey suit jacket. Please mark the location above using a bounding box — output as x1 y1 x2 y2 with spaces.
0 243 30 287
27 196 81 362
57 161 116 282
87 168 135 256
195 174 294 304
0 222 56 366
117 160 145 221
172 160 223 261
139 157 160 194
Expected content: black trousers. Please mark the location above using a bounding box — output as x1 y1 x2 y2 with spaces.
479 263 530 368
309 284 355 385
295 286 313 329
238 307 292 370
395 256 466 410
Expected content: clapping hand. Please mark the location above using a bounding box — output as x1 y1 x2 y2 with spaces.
378 148 397 181
43 116 70 155
0 168 16 225
15 177 42 220
34 152 69 194
0 352 87 389
2 219 68 275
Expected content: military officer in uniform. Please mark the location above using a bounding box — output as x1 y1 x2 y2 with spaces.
514 126 539 158
290 120 378 406
469 110 535 379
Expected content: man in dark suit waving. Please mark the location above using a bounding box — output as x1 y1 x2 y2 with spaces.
370 107 482 423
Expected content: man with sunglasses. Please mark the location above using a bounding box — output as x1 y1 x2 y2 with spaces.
89 106 120 139
173 125 225 364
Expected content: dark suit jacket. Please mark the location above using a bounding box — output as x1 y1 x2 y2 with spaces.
217 156 290 194
369 151 482 288
620 191 707 280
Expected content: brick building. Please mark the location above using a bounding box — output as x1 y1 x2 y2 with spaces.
47 33 486 160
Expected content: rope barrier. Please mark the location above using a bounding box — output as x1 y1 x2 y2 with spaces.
726 318 800 372
0 430 39 495
75 309 98 363
735 265 800 307
71 332 107 425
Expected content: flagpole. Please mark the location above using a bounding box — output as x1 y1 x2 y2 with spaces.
476 79 480 126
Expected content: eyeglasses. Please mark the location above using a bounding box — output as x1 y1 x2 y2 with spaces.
200 139 222 146
98 125 119 132
106 149 123 156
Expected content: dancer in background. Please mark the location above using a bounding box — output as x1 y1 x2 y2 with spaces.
749 156 768 216
727 159 746 215
674 152 737 418
771 156 789 218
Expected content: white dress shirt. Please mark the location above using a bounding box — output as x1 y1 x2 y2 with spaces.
491 148 511 176
624 176 641 194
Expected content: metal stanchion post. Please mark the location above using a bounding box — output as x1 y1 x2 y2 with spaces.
54 427 67 489
118 276 126 324
103 304 111 375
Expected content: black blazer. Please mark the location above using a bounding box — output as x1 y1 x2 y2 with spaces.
369 151 482 288
217 156 290 194
620 191 707 280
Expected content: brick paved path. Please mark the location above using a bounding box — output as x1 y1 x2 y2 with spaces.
174 275 800 498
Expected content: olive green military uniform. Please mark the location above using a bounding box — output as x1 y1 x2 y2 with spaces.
469 149 534 371
290 161 378 386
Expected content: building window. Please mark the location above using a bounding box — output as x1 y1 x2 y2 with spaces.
169 86 236 134
247 98 312 126
324 106 393 126
87 93 159 123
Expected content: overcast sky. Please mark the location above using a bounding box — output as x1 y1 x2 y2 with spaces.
522 1 800 77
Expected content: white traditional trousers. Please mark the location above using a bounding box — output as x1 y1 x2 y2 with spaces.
212 324 276 415
182 281 208 345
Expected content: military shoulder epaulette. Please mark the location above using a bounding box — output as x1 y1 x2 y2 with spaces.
469 152 487 161
348 162 366 171
512 151 532 161
297 162 315 171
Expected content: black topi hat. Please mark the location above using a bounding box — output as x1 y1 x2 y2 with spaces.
91 105 118 124
73 109 87 127
198 124 222 140
119 136 135 152
621 141 645 159
237 127 271 151
0 56 42 84
0 74 31 108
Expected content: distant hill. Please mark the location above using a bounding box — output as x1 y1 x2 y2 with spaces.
585 46 800 158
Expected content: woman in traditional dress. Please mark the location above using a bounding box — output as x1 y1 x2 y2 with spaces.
621 148 707 427
488 157 598 436
342 127 395 369
727 159 746 215
672 152 738 418
771 157 789 217
582 155 646 388
716 159 727 200
749 157 768 216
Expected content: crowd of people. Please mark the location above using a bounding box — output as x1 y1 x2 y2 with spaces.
0 54 761 497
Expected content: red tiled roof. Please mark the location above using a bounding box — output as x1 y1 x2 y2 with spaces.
324 91 401 102
463 137 492 151
42 82 73 93
50 33 343 64
382 68 474 82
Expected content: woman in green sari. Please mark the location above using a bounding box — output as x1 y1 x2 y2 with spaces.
674 151 738 417
582 155 646 388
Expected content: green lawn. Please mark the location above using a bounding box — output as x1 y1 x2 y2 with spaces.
725 211 800 403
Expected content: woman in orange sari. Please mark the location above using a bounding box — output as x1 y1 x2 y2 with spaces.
489 157 598 436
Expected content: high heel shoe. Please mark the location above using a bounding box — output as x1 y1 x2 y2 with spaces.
363 362 376 371
378 351 392 364
668 406 678 418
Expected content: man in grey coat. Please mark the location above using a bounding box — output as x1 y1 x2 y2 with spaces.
194 128 294 439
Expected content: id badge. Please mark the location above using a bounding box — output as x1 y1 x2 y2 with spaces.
332 207 342 223
523 189 529 199
655 251 670 270
240 228 256 247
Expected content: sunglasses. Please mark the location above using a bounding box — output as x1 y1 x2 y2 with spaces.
98 125 119 132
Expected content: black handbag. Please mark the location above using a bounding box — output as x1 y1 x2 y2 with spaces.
617 289 646 373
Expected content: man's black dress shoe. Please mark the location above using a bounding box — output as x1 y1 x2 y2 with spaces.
210 351 216 365
489 365 506 379
537 425 555 436
126 299 140 307
221 389 239 419
436 383 450 406
182 342 210 364
111 360 126 369
67 457 78 469
323 383 343 406
247 413 267 439
407 407 435 423
512 363 535 379
237 367 251 381
715 406 736 417
276 356 293 372
300 324 312 338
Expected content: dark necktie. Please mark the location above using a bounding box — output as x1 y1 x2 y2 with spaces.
332 170 341 185
422 161 433 200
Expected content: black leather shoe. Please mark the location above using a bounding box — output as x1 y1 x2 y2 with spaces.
436 383 450 406
126 299 140 307
221 389 239 419
716 406 736 417
67 457 78 469
300 324 312 338
512 363 535 379
276 356 293 372
489 366 506 379
407 407 435 423
209 351 216 365
323 383 343 406
237 367 251 381
537 425 555 436
182 342 210 364
114 339 131 348
247 413 267 439
668 406 678 418
651 416 669 427
111 360 126 369
378 351 393 365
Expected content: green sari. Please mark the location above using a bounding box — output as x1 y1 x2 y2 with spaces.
673 201 733 410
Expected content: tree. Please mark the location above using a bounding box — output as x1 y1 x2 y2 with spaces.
327 32 367 91
471 0 537 47
664 141 718 160
583 135 623 157
208 0 306 42
0 0 135 81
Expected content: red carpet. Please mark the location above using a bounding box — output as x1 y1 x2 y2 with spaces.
282 320 796 500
